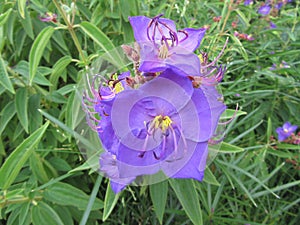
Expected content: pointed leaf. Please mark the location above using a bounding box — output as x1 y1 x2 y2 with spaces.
17 0 27 19
0 56 15 94
79 21 125 67
49 55 72 92
0 101 16 135
218 142 244 153
203 167 220 186
0 121 49 189
29 26 54 85
20 5 34 39
103 182 120 221
169 179 202 225
43 182 103 210
31 202 64 225
150 180 168 224
15 87 29 133
0 8 12 26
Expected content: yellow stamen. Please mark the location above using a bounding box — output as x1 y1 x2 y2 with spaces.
108 74 124 93
198 54 204 63
158 42 169 59
114 82 124 93
152 115 172 132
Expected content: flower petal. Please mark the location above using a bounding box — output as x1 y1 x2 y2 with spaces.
128 16 151 43
166 48 201 76
178 28 206 52
161 140 207 181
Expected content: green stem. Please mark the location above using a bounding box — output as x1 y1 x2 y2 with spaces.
52 0 88 66
79 175 102 225
220 0 233 35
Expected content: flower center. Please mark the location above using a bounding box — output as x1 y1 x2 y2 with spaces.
284 128 289 133
151 115 173 133
158 42 169 59
108 74 124 94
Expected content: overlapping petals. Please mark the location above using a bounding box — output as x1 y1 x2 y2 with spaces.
129 15 206 76
83 14 227 193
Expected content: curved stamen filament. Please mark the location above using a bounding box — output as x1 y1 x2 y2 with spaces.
202 37 229 69
178 30 188 42
218 103 239 125
170 126 178 160
147 14 179 50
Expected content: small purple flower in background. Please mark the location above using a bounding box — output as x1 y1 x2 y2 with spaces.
280 61 290 68
276 122 298 142
258 5 271 16
275 2 283 10
129 14 206 76
39 12 57 23
269 63 277 70
244 0 253 6
269 21 277 29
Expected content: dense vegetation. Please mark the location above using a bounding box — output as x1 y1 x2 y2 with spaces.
0 0 299 224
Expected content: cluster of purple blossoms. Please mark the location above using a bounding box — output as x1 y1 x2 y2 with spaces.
257 0 292 16
83 15 227 193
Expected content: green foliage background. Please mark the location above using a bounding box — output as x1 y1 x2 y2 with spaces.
0 0 299 224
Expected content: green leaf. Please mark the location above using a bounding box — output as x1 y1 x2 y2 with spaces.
15 87 29 133
267 117 272 141
17 0 27 19
31 202 64 225
235 9 250 28
0 55 15 94
119 0 130 22
203 167 220 186
150 180 168 224
14 60 52 86
18 202 31 225
103 182 120 221
38 109 99 155
169 179 202 225
0 101 16 136
30 152 50 183
80 21 115 51
29 26 54 86
230 35 248 61
49 55 72 92
0 8 12 26
217 142 244 153
43 182 103 210
276 143 300 150
267 148 293 158
79 21 125 67
79 175 103 225
0 121 49 189
252 180 300 199
220 109 247 120
20 6 34 39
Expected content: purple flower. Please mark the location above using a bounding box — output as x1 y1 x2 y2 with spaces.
39 12 57 22
244 0 253 6
258 5 271 16
269 22 277 29
270 63 277 70
275 3 283 9
91 69 225 193
128 14 206 76
276 122 298 141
